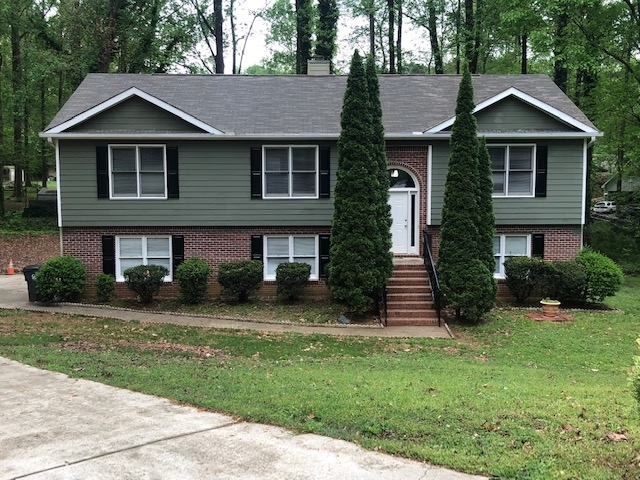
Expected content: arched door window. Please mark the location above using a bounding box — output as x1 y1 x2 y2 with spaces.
389 169 416 188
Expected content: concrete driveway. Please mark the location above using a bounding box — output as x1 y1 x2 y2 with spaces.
0 357 485 480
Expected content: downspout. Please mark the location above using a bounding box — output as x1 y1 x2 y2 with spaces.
47 137 63 255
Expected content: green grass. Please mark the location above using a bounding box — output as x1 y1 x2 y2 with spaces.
100 297 349 324
1 278 640 478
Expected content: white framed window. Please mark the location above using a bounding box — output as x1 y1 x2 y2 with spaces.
110 145 167 199
115 236 172 281
263 146 318 198
489 145 535 197
264 235 318 280
493 234 530 278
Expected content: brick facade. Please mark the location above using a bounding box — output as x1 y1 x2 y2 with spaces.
63 226 330 299
386 145 429 254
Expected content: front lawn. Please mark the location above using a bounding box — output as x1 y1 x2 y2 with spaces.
1 277 639 478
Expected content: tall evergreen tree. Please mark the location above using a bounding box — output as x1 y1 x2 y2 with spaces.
329 50 379 313
437 65 495 321
315 0 339 72
366 55 393 296
295 0 313 74
476 137 497 294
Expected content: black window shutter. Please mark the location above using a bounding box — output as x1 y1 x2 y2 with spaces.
172 235 185 272
251 148 262 198
166 147 179 199
535 146 548 198
96 146 109 198
251 235 263 260
319 234 331 278
319 147 331 198
532 234 545 258
102 235 116 276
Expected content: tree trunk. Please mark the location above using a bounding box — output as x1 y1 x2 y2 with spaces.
429 2 444 74
11 16 24 200
464 0 477 73
396 0 402 73
388 0 395 73
521 34 527 74
40 79 48 188
369 10 375 58
553 9 569 92
214 0 225 73
229 0 237 73
99 0 120 72
456 0 461 74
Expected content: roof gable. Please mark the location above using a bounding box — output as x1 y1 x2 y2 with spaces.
426 87 599 134
45 87 221 134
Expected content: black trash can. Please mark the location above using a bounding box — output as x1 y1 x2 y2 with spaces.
23 264 41 302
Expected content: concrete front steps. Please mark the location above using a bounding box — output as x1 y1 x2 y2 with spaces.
385 259 439 326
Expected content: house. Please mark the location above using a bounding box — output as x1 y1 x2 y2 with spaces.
602 174 639 195
41 69 600 320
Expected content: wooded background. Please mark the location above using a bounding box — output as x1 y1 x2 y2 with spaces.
1 0 639 199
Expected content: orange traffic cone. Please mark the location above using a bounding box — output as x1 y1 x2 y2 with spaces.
7 259 15 275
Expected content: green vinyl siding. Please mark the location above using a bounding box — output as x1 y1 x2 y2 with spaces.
474 97 580 132
58 140 335 227
68 97 207 133
430 139 585 225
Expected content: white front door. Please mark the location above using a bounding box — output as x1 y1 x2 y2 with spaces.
389 191 410 253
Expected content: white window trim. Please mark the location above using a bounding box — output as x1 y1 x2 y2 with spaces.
109 144 167 199
115 235 172 282
263 235 319 281
490 144 536 198
494 234 531 279
262 145 319 199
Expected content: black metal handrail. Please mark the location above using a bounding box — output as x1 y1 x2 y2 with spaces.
423 231 442 326
379 286 388 326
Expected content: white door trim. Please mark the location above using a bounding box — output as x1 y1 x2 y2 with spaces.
388 167 419 255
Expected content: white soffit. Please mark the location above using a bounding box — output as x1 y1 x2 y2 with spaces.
424 87 600 135
45 87 222 135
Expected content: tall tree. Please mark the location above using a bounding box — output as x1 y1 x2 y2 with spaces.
329 50 384 314
476 137 496 279
437 65 495 321
295 0 313 74
315 0 339 71
366 54 393 297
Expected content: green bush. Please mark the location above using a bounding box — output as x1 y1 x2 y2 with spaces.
217 260 263 302
276 262 311 301
95 273 115 302
442 259 496 322
35 255 87 302
553 260 587 302
123 264 169 304
504 256 545 303
175 257 211 304
576 248 624 302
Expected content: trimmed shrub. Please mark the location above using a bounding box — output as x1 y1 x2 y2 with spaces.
276 262 311 301
504 256 544 304
175 257 211 304
442 259 496 322
218 260 263 302
95 273 115 303
35 255 87 302
553 260 587 302
123 264 168 304
576 248 624 302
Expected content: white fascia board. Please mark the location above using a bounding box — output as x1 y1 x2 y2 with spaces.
44 87 221 135
424 87 601 135
414 131 602 140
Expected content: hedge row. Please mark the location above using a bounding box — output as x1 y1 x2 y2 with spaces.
34 256 312 304
504 248 623 304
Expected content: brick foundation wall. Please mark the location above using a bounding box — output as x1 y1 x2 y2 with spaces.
425 225 583 299
63 226 330 300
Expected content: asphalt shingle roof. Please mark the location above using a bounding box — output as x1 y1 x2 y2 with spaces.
45 73 597 135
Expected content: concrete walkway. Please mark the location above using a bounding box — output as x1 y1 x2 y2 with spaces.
0 274 481 479
0 274 451 338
